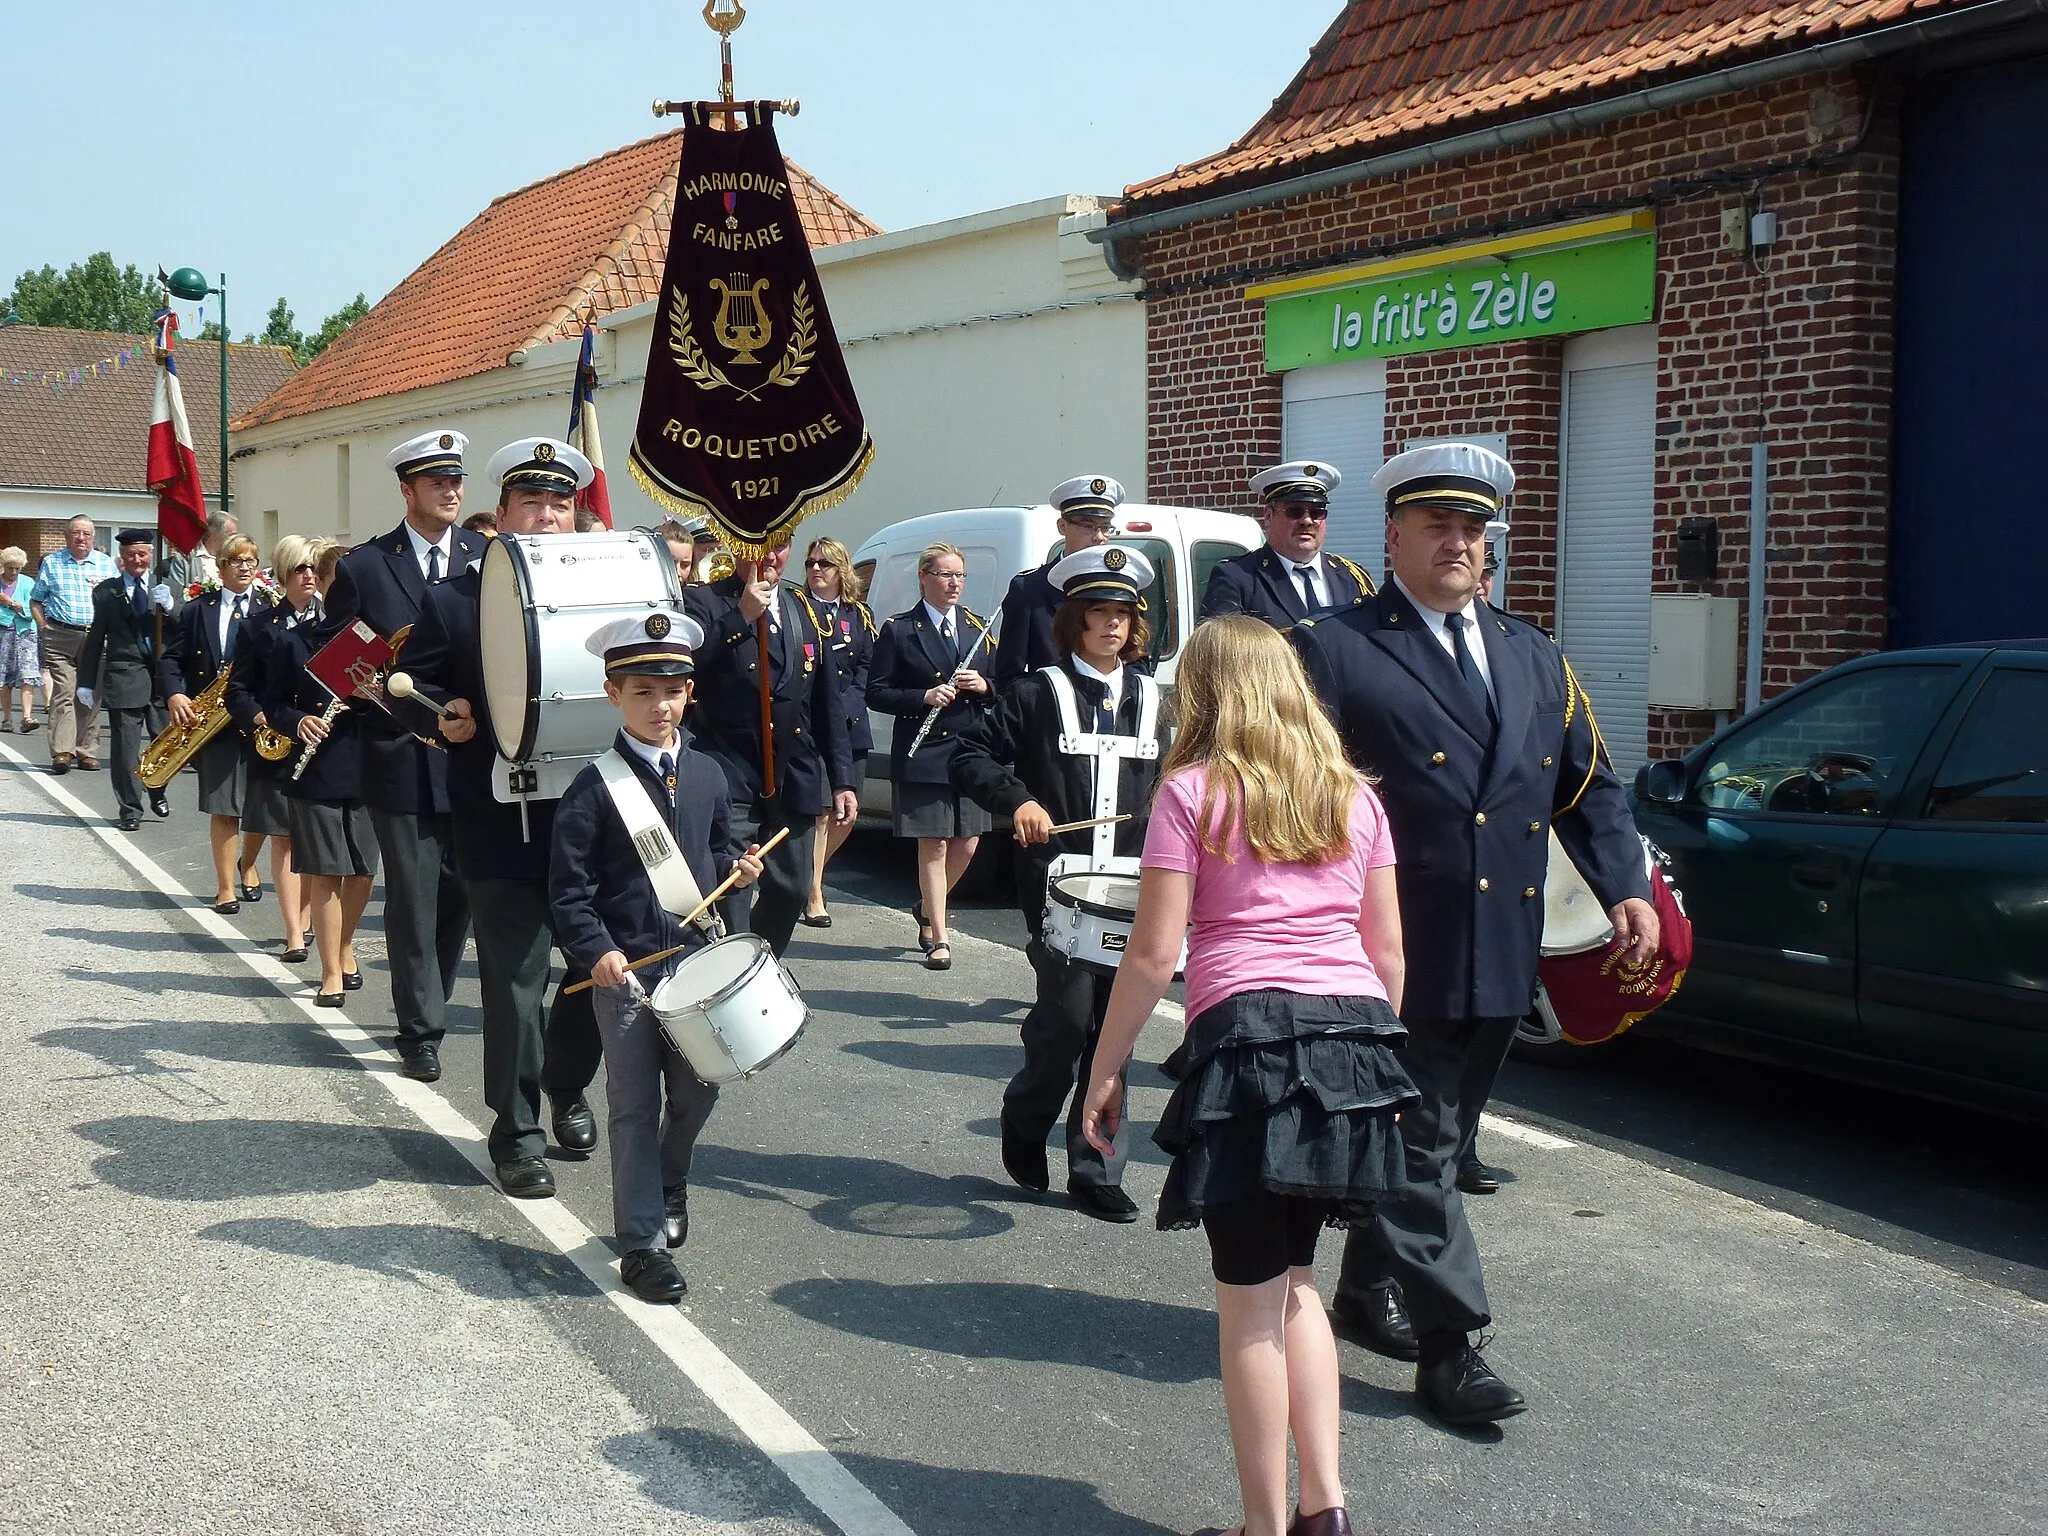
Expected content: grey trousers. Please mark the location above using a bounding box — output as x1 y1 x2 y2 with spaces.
41 624 98 760
468 878 602 1165
1337 1012 1521 1338
593 981 720 1253
1001 932 1129 1189
714 796 817 958
106 707 147 817
368 808 469 1049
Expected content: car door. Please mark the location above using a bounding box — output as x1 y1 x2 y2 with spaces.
1857 658 2048 1110
1652 662 1965 1053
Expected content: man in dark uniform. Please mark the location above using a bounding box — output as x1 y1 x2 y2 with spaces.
990 475 1119 693
76 529 164 832
683 538 857 956
325 429 488 1082
399 437 605 1201
1200 460 1376 626
1291 442 1657 1427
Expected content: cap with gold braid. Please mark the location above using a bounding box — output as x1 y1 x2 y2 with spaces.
1049 544 1153 606
1369 441 1515 521
485 436 595 496
385 428 469 479
585 612 705 678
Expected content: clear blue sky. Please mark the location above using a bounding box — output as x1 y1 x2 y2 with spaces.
11 0 1340 335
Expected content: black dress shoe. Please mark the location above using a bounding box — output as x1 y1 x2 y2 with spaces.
148 788 170 819
663 1186 690 1249
550 1094 597 1155
497 1156 556 1199
341 970 363 992
115 814 140 832
1290 1508 1354 1536
211 900 241 915
1457 1160 1503 1195
798 910 832 928
238 880 263 903
314 992 345 1008
397 1045 441 1083
1331 1282 1419 1361
1001 1126 1049 1193
621 1247 686 1303
1416 1342 1528 1425
281 947 309 964
1068 1180 1139 1223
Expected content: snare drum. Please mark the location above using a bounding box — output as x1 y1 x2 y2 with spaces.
479 529 682 799
649 933 809 1085
1540 830 1615 957
1042 869 1187 978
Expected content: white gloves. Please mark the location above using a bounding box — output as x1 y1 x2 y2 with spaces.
150 583 175 613
76 686 95 712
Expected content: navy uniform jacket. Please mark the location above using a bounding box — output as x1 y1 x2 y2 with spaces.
791 589 877 756
226 601 316 779
158 587 271 703
324 522 487 816
260 612 365 804
991 560 1062 693
866 604 994 787
398 571 555 884
549 729 740 988
1200 544 1376 628
950 661 1166 921
1291 583 1649 1020
683 576 854 815
79 575 161 712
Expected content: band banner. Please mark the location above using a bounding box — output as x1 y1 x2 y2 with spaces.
628 111 873 559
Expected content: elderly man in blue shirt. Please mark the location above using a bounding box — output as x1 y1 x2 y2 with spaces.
29 515 118 774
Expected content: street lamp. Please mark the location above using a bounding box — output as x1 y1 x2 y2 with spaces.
164 266 229 516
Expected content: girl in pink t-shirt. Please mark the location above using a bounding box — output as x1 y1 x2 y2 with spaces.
1083 616 1416 1536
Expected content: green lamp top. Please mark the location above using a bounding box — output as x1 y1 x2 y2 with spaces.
165 267 212 302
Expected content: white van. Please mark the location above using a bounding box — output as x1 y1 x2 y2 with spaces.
851 502 1262 820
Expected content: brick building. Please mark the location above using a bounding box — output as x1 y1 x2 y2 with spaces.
1098 0 2048 768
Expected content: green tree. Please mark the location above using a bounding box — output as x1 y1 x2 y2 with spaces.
5 252 161 334
260 296 307 356
302 293 369 361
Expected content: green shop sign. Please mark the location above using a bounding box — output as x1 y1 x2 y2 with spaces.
1263 234 1655 371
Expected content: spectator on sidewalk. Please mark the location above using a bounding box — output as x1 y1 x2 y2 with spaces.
77 530 165 831
29 515 116 773
0 547 43 733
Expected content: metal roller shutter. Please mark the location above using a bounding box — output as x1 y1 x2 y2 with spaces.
1282 360 1386 576
1560 356 1655 774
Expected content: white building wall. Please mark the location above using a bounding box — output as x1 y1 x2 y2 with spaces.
231 196 1144 555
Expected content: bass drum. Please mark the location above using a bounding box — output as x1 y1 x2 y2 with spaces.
478 529 684 798
1540 830 1615 957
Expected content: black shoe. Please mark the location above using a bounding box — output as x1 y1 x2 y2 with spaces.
313 992 344 1008
212 900 241 915
550 1095 597 1155
912 899 935 953
798 910 832 928
1001 1125 1049 1193
340 970 363 992
238 880 263 903
1331 1282 1419 1361
621 1247 686 1303
1457 1160 1503 1195
281 947 309 964
397 1045 441 1083
498 1156 556 1199
663 1186 690 1250
115 814 140 832
1416 1342 1528 1425
1068 1180 1139 1223
148 788 170 819
1289 1508 1354 1536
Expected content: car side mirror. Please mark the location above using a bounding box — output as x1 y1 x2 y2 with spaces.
1637 759 1688 804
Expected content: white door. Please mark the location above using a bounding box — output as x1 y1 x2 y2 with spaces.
1282 359 1386 577
1559 326 1656 775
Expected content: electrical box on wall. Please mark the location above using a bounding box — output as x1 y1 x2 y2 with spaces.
1648 595 1741 710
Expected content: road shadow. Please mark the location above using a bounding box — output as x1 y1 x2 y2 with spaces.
804 987 1023 1032
961 1114 1171 1168
598 1426 797 1527
839 1037 1019 1082
16 881 173 911
44 925 240 954
36 1019 355 1080
604 1425 1177 1536
1495 1033 2048 1291
73 1115 481 1200
61 964 278 1001
693 1145 1014 1241
199 1216 594 1300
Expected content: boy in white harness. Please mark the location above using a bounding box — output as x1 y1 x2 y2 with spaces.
549 612 764 1304
950 546 1167 1222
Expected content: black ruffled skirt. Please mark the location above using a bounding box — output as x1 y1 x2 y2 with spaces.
1153 989 1418 1232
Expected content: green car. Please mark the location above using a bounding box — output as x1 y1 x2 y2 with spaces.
1529 642 2048 1121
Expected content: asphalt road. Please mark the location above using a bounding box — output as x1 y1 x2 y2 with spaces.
5 748 2044 1535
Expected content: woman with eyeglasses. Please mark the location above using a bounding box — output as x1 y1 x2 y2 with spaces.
160 534 274 914
794 537 876 928
866 542 994 970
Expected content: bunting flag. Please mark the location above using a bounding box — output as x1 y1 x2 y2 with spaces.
145 308 210 554
2 345 145 389
568 324 613 529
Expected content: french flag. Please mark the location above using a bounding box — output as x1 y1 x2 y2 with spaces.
146 308 209 554
568 324 612 529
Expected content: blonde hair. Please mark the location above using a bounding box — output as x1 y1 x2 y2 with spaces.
1159 616 1360 864
0 546 25 567
311 538 345 585
917 541 964 577
219 534 259 567
806 536 864 602
272 534 318 577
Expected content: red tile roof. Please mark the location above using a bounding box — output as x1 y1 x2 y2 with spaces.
1123 0 1976 207
238 129 878 430
0 326 295 495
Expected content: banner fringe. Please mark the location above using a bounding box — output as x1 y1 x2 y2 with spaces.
628 435 876 565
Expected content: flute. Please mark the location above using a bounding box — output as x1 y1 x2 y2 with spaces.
289 697 346 782
906 610 1001 759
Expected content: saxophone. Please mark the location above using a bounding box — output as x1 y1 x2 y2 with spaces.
138 661 293 789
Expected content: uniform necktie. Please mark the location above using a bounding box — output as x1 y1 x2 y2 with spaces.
658 751 677 802
1097 693 1116 736
1444 611 1496 726
131 579 152 656
940 613 957 663
425 546 442 584
1295 563 1320 613
225 595 245 660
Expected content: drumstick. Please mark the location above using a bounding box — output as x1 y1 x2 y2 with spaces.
1047 813 1130 836
384 672 449 717
562 825 792 995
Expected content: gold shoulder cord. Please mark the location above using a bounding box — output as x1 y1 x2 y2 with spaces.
855 600 878 639
1329 553 1377 597
1557 652 1609 817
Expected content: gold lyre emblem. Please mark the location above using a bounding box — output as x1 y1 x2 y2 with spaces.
702 0 745 37
708 273 772 364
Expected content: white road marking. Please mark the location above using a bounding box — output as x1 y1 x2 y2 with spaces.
5 744 915 1536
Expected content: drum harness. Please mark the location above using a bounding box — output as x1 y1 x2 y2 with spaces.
1039 664 1160 879
595 750 725 991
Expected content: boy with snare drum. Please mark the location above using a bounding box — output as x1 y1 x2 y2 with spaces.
549 613 763 1304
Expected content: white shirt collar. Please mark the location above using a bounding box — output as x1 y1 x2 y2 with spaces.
922 599 957 633
1274 549 1326 581
402 521 455 573
1391 573 1494 693
1069 653 1124 711
620 728 681 775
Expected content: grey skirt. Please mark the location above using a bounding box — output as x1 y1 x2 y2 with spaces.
287 797 381 878
241 770 293 839
194 733 246 817
893 780 992 839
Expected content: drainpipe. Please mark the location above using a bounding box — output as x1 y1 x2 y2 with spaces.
1747 443 1769 715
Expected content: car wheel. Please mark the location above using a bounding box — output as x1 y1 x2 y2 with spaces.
1508 981 1621 1068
